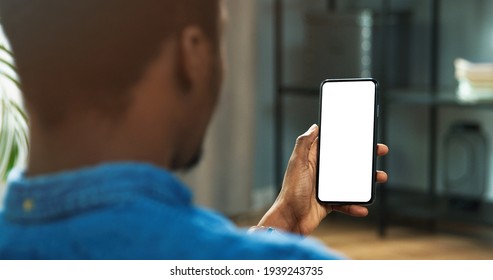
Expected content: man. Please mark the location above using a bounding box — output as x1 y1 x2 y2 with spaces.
0 0 388 259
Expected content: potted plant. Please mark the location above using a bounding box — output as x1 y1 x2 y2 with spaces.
0 33 28 187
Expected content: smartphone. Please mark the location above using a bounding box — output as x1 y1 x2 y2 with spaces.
316 78 379 205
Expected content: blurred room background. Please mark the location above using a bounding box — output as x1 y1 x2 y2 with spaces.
184 0 493 259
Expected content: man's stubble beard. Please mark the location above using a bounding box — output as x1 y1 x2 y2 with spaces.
182 147 203 171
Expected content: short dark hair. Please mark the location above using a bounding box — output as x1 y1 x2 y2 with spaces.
0 0 220 125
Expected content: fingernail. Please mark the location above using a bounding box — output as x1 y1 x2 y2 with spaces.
309 124 318 131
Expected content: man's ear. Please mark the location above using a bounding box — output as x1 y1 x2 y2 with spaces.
176 26 212 93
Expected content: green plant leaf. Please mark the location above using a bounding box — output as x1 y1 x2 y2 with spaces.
0 41 28 183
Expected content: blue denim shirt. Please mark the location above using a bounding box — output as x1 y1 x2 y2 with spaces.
0 162 342 259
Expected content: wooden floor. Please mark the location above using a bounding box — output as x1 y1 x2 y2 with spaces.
233 212 493 260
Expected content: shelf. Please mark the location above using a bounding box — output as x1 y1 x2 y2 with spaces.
387 88 493 108
274 0 493 238
385 188 493 226
279 86 319 96
279 86 493 108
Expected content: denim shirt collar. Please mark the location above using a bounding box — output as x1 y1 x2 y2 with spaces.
3 162 192 222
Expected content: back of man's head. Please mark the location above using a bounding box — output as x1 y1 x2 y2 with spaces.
0 0 219 126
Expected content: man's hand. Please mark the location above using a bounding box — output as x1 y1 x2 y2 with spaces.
256 124 389 236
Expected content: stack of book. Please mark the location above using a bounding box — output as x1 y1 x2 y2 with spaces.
455 58 493 102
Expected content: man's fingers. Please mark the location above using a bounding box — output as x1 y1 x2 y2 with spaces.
331 205 368 217
293 124 319 156
376 145 388 183
377 144 389 156
376 170 388 183
297 124 319 144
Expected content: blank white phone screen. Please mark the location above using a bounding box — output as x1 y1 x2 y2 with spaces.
318 80 377 203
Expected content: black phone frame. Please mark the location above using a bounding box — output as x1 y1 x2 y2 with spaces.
316 78 380 205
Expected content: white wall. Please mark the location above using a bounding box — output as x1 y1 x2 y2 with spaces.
252 0 276 209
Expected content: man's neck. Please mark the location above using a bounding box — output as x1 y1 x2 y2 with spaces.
26 112 174 177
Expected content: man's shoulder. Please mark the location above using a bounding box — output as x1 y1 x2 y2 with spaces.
0 197 341 260
94 201 342 260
